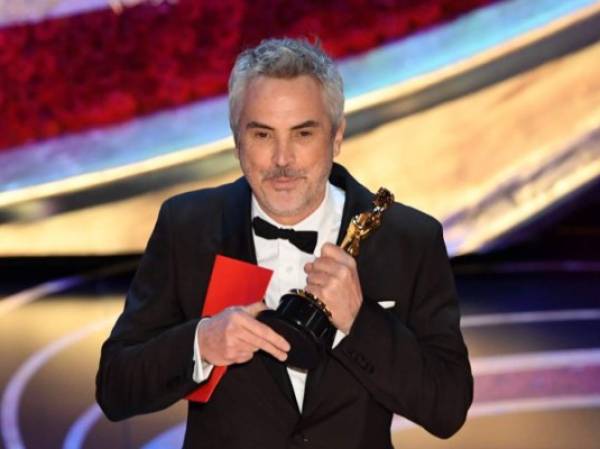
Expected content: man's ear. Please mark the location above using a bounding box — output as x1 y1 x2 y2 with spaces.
333 118 346 157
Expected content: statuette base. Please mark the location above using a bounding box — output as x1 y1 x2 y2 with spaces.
257 291 333 370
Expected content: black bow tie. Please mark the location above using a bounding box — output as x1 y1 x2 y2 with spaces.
252 216 318 254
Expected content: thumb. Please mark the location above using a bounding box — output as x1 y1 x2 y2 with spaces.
243 300 268 317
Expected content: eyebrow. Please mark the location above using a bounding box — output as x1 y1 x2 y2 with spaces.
291 120 321 130
246 121 274 130
245 120 321 131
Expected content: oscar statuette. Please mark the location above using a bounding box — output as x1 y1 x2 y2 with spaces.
257 187 394 369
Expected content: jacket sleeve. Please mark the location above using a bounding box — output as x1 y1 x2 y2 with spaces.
96 200 201 421
331 221 473 438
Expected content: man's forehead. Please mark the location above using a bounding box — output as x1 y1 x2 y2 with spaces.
239 75 331 128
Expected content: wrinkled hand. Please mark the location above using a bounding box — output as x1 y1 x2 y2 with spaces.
304 243 363 334
197 302 290 366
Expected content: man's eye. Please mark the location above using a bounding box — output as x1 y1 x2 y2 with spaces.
298 130 313 138
254 131 269 139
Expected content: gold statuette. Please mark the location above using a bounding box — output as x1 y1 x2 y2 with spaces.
341 187 394 257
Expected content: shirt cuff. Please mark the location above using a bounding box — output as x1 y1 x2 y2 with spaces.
192 318 215 383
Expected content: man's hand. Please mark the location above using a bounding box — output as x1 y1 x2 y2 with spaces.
304 243 363 334
197 302 290 366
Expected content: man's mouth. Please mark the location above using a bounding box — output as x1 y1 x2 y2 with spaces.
268 176 299 189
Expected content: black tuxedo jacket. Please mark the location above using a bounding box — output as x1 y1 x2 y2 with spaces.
96 163 472 449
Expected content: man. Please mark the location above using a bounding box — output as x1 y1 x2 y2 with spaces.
96 38 472 448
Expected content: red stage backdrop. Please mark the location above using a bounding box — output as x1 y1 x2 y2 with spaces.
0 0 496 151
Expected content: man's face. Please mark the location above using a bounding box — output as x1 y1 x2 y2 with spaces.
235 75 345 225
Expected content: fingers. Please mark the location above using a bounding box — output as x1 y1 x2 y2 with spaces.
237 327 288 362
305 249 357 289
306 244 356 274
321 243 355 265
237 312 290 358
305 258 342 278
243 300 267 317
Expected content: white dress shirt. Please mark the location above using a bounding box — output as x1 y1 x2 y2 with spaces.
194 181 346 412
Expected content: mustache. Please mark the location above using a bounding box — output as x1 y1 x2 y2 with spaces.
262 167 305 179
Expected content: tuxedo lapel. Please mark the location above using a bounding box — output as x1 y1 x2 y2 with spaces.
331 164 374 247
303 163 374 416
219 177 299 412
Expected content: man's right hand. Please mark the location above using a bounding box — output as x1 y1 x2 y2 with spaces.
197 301 290 366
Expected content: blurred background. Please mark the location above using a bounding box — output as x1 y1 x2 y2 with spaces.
1 0 599 447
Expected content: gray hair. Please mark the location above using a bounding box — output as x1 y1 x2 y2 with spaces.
228 38 345 138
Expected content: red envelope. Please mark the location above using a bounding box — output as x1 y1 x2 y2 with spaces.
186 254 273 402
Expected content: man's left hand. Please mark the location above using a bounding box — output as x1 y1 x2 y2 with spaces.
304 243 363 334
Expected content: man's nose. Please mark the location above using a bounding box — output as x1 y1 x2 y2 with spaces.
272 137 294 167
